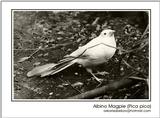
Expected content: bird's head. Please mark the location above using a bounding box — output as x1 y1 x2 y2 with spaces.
100 29 115 37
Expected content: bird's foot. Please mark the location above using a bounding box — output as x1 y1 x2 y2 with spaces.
95 71 109 76
91 76 103 87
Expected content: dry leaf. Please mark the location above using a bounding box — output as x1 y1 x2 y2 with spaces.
18 57 30 63
72 82 83 87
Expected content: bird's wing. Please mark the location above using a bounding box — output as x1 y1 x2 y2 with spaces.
69 37 100 58
68 46 87 58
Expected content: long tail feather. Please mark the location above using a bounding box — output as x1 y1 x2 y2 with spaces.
27 63 57 77
41 60 76 77
58 57 75 64
27 58 76 77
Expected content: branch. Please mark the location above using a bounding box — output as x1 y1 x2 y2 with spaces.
14 42 73 51
68 79 135 99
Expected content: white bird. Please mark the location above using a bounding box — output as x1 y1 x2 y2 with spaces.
27 29 116 83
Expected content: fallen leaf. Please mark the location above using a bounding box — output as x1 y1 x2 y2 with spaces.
57 37 63 40
62 83 69 86
96 71 109 76
57 85 64 88
55 93 60 96
38 54 43 57
72 82 84 87
44 53 49 57
33 62 41 66
49 92 54 96
76 38 82 43
57 31 65 35
74 72 78 75
18 57 30 63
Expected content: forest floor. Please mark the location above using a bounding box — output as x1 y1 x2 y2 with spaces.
13 11 149 99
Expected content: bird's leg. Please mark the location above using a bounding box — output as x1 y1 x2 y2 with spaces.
86 68 103 84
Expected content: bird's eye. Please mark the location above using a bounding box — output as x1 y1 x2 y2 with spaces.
104 33 106 35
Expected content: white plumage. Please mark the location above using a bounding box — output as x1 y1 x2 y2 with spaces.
27 29 116 83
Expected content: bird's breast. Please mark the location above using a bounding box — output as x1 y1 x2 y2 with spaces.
77 40 116 67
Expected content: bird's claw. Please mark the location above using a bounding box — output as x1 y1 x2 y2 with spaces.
91 77 103 87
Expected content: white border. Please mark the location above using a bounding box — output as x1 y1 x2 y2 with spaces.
2 2 159 118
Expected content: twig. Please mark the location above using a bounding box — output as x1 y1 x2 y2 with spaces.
15 36 148 63
92 17 100 26
128 76 147 81
122 59 147 77
141 24 149 39
28 46 42 58
14 48 38 51
14 42 72 51
66 80 82 94
58 78 82 94
66 43 129 60
68 79 135 99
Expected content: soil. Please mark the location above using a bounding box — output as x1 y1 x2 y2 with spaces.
13 11 149 99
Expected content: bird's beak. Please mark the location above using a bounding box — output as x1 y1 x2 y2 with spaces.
111 30 115 33
109 30 115 37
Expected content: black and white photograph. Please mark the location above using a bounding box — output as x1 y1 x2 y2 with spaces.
12 10 150 100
